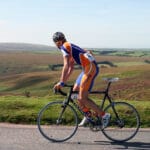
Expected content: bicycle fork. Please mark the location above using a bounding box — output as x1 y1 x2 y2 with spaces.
56 101 68 125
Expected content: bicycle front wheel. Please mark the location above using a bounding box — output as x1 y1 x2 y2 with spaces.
102 102 140 142
37 101 78 142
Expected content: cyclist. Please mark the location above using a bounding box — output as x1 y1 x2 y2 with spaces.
52 32 110 128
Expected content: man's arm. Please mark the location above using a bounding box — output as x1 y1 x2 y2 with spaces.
60 55 70 83
63 58 74 82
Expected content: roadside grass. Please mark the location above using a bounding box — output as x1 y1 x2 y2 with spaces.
0 96 53 124
0 95 149 127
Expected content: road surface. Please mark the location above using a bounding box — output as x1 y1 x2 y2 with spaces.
0 124 150 150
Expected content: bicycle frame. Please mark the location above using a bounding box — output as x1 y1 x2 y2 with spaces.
59 82 126 129
60 81 115 116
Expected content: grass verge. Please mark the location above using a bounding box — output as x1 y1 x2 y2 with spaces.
0 95 149 127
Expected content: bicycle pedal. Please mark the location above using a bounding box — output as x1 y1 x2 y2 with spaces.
89 124 101 132
88 117 102 132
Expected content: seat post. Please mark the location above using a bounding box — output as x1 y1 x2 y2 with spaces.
106 82 111 94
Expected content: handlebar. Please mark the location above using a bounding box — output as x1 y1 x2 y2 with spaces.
53 84 74 96
54 89 67 96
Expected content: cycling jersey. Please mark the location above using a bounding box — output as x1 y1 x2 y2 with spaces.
59 41 99 91
60 42 95 67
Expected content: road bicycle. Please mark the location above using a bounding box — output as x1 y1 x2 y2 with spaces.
37 77 140 142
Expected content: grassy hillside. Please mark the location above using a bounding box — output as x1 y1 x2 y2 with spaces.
0 50 149 100
0 50 149 125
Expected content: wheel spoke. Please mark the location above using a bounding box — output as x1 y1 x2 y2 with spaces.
37 101 78 142
102 102 140 142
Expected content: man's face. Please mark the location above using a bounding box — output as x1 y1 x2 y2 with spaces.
54 40 63 48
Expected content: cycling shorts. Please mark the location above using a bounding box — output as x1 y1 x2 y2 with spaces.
75 61 99 92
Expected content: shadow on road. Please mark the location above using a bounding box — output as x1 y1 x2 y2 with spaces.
94 141 150 150
63 140 150 150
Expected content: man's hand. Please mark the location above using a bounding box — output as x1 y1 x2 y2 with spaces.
53 82 64 91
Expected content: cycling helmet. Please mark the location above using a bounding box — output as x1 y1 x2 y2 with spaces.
52 32 66 42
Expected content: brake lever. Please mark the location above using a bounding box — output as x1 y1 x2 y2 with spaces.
53 88 58 94
53 88 67 96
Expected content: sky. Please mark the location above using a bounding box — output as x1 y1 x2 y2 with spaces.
0 0 150 48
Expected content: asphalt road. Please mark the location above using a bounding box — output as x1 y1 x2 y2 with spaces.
0 124 150 150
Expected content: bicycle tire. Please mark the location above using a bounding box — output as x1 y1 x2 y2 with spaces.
37 101 78 142
102 102 140 142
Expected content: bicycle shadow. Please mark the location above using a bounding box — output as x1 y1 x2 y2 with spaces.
94 140 150 150
63 140 150 150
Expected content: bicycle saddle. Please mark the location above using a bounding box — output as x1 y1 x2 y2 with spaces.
103 77 119 82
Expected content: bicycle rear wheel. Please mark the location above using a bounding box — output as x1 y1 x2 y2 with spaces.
37 101 78 142
102 102 140 142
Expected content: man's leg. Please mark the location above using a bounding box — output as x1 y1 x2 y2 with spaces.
73 72 89 126
78 89 111 128
78 63 111 128
78 90 105 116
73 83 88 126
78 64 105 116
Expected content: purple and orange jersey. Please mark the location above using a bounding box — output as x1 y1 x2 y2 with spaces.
59 42 95 67
59 42 99 91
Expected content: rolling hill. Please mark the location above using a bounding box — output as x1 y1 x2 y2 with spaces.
0 42 57 51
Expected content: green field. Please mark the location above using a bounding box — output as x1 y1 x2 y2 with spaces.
0 50 149 126
0 95 149 127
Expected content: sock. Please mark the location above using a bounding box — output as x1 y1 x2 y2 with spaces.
100 111 105 117
82 107 90 113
